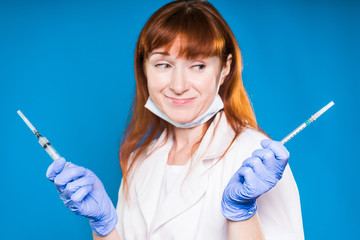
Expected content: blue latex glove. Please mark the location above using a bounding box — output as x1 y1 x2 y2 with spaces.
221 139 289 221
46 157 118 236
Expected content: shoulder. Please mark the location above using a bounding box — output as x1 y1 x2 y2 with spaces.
232 127 269 152
237 126 268 141
224 127 269 170
215 111 269 154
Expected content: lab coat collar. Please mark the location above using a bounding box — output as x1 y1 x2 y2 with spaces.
198 111 236 160
134 111 236 233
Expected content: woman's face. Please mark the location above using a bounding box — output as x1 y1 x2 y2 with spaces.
145 40 231 124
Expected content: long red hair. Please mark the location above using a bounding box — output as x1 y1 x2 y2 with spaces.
119 0 259 196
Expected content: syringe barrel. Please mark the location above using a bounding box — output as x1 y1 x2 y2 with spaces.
38 137 61 161
281 122 307 144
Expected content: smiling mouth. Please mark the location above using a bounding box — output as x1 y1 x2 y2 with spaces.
166 96 196 105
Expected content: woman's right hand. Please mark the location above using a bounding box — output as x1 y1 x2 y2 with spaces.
221 139 289 222
46 157 118 236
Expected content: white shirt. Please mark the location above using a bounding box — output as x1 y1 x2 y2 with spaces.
163 164 188 197
115 111 304 240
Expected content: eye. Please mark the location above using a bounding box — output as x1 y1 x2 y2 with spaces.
192 64 206 71
155 63 171 69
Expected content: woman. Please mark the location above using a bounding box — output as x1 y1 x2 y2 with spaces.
47 0 304 239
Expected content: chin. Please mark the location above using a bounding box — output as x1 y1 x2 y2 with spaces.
167 111 196 124
169 116 194 123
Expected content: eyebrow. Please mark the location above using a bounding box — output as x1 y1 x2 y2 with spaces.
149 51 169 57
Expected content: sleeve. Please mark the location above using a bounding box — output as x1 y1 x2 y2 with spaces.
257 165 305 240
231 129 304 239
114 151 137 239
115 179 126 239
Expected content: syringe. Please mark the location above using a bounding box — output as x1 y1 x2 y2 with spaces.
281 101 334 144
17 110 64 162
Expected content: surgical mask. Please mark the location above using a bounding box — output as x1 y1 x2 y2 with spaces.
144 70 224 128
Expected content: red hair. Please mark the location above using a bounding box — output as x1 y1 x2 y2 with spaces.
119 0 259 196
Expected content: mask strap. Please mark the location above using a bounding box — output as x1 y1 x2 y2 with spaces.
216 69 224 94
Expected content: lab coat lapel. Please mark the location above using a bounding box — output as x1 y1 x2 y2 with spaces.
136 111 236 232
152 112 234 231
151 153 208 231
202 111 236 160
134 131 173 233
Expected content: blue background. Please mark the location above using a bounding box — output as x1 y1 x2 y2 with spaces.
1 0 359 239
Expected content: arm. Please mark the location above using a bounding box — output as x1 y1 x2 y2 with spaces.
256 166 304 239
228 213 265 240
93 228 121 240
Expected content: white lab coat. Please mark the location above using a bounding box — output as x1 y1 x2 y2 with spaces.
115 111 304 240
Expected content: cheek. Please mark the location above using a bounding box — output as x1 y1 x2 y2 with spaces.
147 72 169 94
192 76 218 96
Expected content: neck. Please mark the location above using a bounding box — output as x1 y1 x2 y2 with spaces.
171 124 204 152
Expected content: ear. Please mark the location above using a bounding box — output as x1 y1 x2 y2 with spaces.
220 54 232 86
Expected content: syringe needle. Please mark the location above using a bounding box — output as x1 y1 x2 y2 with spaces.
17 110 41 137
281 101 334 144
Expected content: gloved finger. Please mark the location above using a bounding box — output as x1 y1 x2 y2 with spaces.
252 148 277 170
236 166 258 200
261 139 289 168
46 157 66 182
62 176 96 200
237 166 256 183
242 157 277 184
71 185 93 202
54 165 86 192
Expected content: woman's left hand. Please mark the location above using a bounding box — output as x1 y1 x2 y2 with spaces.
46 158 118 236
221 139 289 221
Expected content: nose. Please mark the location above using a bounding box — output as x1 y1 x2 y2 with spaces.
169 68 190 95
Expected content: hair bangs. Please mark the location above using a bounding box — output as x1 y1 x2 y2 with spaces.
144 5 225 60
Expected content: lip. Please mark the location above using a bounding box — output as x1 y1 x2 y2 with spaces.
166 96 196 105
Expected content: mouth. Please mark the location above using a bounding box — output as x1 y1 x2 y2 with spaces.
165 96 196 105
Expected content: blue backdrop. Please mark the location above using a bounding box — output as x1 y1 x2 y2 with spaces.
1 0 359 239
